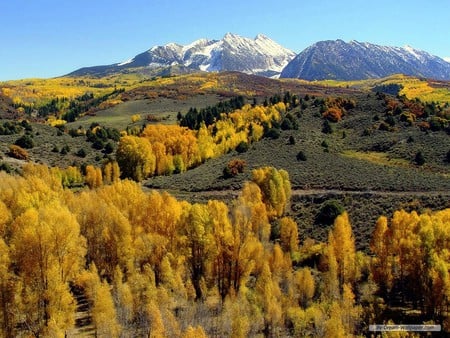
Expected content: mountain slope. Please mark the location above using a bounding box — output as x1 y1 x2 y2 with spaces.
69 33 296 78
280 39 450 81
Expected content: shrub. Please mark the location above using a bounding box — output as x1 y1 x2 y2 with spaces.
323 107 343 122
60 145 70 155
92 139 105 150
8 145 29 160
0 162 13 173
446 150 450 163
15 135 34 149
296 151 307 161
385 115 396 127
21 119 33 131
104 142 115 154
322 120 333 134
76 148 87 158
378 122 390 131
236 141 249 153
223 159 246 178
315 200 345 225
288 135 296 145
265 128 280 139
281 118 293 130
414 151 425 166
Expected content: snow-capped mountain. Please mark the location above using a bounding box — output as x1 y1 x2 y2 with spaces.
69 33 296 78
280 40 450 81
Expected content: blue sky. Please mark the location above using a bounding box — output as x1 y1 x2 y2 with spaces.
1 0 449 81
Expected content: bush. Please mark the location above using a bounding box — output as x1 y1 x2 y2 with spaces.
414 151 425 166
385 115 396 127
21 119 33 132
288 135 296 145
236 141 249 153
92 139 105 150
104 142 115 154
315 200 345 225
76 148 87 158
322 120 333 134
296 151 307 161
323 107 343 122
446 150 450 163
60 145 70 155
8 145 29 160
265 128 280 139
15 135 34 149
223 159 246 178
0 162 13 173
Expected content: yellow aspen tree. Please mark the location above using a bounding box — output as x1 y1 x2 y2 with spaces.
11 203 85 336
324 243 340 302
370 215 393 298
93 280 121 337
293 268 315 308
147 301 165 338
75 195 133 279
237 182 270 243
340 283 362 335
197 123 216 160
251 167 291 219
279 216 299 254
79 265 121 338
324 302 347 338
328 212 357 288
207 199 234 299
85 165 100 189
182 325 208 338
113 267 134 329
227 297 251 338
152 142 169 175
269 243 291 282
111 160 121 182
143 191 183 251
231 193 266 290
0 238 15 338
102 161 113 185
181 203 213 300
116 135 156 181
0 200 11 239
389 210 420 299
255 261 282 336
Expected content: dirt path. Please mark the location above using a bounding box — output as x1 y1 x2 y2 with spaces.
146 186 450 200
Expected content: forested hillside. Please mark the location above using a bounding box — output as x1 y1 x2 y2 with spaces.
0 72 450 336
1 163 449 337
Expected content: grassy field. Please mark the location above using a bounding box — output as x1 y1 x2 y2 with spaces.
66 95 223 130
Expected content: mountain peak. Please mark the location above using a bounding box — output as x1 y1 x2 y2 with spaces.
68 33 295 78
281 40 450 81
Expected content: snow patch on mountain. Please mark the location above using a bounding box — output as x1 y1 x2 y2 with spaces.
69 33 296 77
281 39 450 81
117 58 133 66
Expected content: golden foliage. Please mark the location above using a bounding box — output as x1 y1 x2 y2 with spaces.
1 161 449 335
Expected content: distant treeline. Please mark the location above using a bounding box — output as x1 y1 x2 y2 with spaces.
179 92 301 130
13 88 124 121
